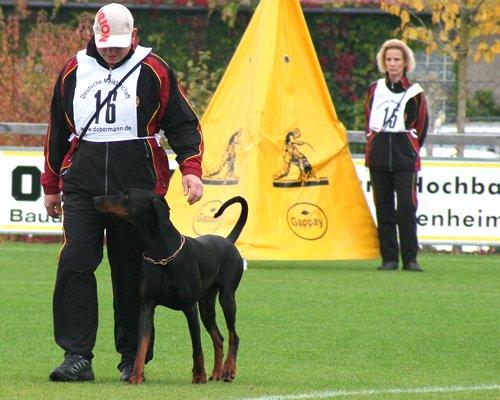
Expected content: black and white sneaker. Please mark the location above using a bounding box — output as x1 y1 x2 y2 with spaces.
49 354 95 382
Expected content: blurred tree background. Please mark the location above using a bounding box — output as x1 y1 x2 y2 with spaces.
1 0 498 150
0 1 398 131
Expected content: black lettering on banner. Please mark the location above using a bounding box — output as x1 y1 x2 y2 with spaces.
10 209 22 222
415 176 500 195
417 209 499 228
12 166 41 201
427 182 439 194
10 209 62 224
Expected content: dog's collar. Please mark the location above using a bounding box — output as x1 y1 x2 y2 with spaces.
142 235 185 265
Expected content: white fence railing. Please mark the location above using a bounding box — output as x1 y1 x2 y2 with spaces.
2 122 500 149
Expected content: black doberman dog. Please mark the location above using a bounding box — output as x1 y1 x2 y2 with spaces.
93 188 248 384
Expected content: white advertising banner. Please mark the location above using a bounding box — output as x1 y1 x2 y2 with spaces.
0 149 62 234
353 156 500 245
1 149 499 244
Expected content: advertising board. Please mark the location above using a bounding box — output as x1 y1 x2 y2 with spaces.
1 149 498 245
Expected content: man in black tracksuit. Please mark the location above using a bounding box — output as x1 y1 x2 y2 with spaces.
364 39 428 272
42 3 204 382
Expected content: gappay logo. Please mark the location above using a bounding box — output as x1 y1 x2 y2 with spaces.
287 202 328 240
192 200 224 236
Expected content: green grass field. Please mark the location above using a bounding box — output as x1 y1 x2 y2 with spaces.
0 242 498 400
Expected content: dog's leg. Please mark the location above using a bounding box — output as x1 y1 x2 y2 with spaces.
219 289 239 382
207 329 225 380
222 330 239 382
129 302 155 384
199 287 225 381
183 305 207 384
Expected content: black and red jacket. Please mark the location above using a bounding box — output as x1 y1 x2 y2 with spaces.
42 38 203 198
364 74 428 172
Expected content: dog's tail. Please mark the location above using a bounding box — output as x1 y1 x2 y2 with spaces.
213 196 248 243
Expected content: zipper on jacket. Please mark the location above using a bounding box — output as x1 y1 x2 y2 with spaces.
142 141 156 181
104 142 109 194
388 132 393 172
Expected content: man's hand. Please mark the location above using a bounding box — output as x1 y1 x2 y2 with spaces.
44 193 62 218
182 174 203 205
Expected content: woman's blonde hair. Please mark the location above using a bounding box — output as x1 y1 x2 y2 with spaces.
376 39 415 74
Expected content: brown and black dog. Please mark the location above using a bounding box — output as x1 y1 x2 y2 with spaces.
93 189 247 384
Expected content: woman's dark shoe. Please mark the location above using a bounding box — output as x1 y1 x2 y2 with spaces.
403 262 424 272
377 261 399 271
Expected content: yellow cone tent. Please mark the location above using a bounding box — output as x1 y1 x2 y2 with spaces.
166 0 379 260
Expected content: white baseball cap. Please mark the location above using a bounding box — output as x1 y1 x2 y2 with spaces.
93 3 134 49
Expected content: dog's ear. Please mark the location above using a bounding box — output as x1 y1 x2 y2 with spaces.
151 195 171 231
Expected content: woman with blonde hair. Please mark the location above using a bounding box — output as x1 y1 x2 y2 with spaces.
364 39 428 272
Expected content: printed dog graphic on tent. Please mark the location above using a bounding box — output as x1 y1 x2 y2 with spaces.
203 129 242 185
273 128 328 187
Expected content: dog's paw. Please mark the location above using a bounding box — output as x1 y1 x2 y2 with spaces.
192 373 207 384
222 369 236 382
209 371 223 381
128 374 145 385
192 367 207 384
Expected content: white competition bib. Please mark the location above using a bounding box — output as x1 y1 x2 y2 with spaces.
73 46 151 142
369 79 423 133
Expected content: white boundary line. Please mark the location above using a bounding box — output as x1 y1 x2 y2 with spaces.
237 384 500 400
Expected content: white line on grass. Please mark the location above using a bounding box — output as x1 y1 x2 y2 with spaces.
237 384 500 400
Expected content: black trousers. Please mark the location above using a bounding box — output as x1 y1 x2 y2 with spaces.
53 193 154 365
369 169 419 266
